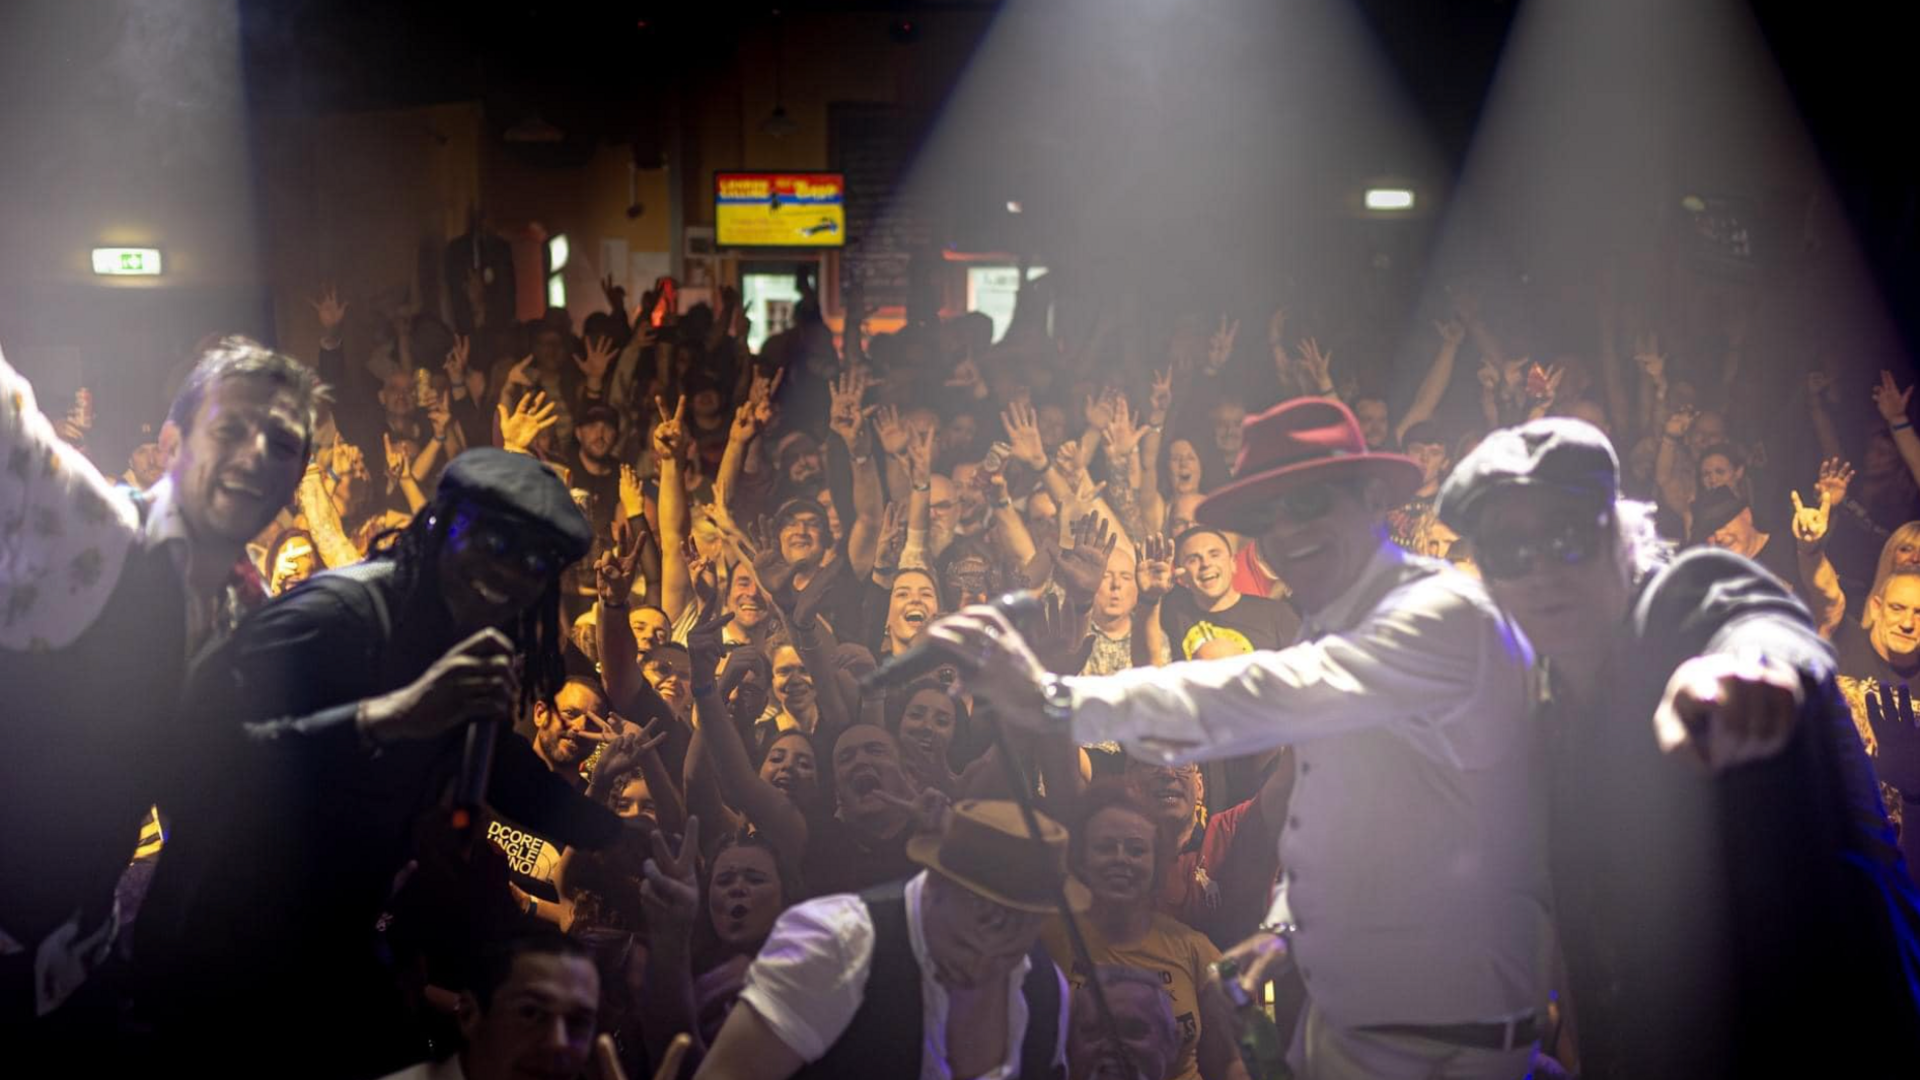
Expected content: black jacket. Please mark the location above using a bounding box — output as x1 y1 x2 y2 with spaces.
137 560 620 1070
1547 547 1920 1078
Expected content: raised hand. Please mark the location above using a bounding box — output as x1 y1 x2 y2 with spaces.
1874 370 1913 426
1083 389 1118 432
310 285 348 335
1056 513 1117 602
595 525 644 606
1297 337 1333 390
1865 682 1920 793
498 390 558 454
359 628 521 743
1664 406 1697 440
593 715 672 781
829 366 871 449
640 815 703 935
875 403 910 458
504 354 538 391
1104 396 1146 462
1477 355 1501 394
1434 317 1467 349
599 273 627 317
427 389 453 440
619 464 646 520
1148 365 1174 424
381 432 411 482
1815 456 1855 507
1001 400 1048 470
907 426 935 487
875 501 908 570
1789 488 1832 547
1207 315 1241 373
1134 532 1175 604
652 394 689 463
575 334 616 386
870 787 953 839
686 605 736 682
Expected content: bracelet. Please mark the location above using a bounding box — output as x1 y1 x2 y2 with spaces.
913 482 931 492
1894 421 1913 433
1258 920 1299 938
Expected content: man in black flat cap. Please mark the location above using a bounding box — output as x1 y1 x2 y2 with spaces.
1439 417 1920 1079
137 448 626 1079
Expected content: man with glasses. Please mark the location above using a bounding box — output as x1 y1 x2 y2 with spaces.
1439 417 1920 1078
931 398 1552 1079
137 448 627 1078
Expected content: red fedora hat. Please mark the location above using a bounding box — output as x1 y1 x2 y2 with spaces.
1194 397 1423 532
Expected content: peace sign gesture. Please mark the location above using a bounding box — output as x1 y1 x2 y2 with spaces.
640 816 703 935
652 394 689 463
1206 314 1240 373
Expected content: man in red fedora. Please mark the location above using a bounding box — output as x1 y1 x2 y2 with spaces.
695 799 1082 1080
929 398 1553 1079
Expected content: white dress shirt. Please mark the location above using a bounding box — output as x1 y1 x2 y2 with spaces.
0 346 140 651
1065 540 1551 1029
738 871 1070 1080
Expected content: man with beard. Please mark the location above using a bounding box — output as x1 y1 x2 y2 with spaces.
697 800 1078 1080
565 403 623 538
800 724 924 897
2 337 321 1033
932 398 1551 1080
136 448 626 1078
1068 966 1181 1080
530 675 613 786
1441 417 1920 1078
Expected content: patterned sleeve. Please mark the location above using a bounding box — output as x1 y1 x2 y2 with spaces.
0 346 140 650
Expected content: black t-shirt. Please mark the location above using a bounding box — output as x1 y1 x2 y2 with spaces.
1158 590 1300 661
1834 620 1920 687
566 452 622 538
800 816 917 899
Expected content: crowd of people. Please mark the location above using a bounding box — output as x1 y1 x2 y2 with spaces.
4 251 1920 1080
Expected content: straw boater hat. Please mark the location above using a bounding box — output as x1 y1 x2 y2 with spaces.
1195 397 1424 533
907 799 1092 913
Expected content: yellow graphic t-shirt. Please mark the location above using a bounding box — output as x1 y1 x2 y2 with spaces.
1042 911 1221 1080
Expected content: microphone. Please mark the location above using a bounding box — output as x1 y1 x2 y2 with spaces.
449 717 501 833
859 590 1043 692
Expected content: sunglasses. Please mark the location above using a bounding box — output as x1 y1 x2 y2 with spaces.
1474 513 1611 581
1250 482 1351 529
473 522 562 578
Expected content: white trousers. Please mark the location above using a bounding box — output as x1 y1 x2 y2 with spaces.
1295 1003 1536 1080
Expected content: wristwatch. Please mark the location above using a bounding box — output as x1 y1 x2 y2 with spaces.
1040 674 1075 729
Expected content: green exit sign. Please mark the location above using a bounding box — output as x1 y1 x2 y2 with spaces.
91 247 163 276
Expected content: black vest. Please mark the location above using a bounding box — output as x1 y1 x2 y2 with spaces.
793 880 1063 1080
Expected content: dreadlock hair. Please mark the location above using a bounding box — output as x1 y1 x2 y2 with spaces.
368 493 568 715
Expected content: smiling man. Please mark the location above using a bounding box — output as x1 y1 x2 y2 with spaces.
931 398 1552 1080
1160 527 1298 663
1 337 321 1032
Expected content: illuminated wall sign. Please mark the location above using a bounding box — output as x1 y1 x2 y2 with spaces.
1363 188 1416 212
716 172 846 248
91 247 163 276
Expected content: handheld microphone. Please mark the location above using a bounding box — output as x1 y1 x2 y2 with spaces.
450 717 501 833
858 590 1043 692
